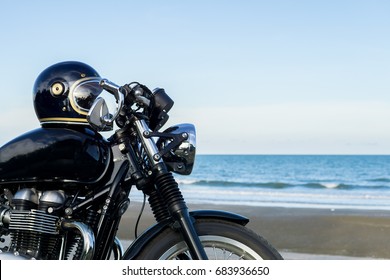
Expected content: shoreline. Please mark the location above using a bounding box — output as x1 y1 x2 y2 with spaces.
118 201 390 259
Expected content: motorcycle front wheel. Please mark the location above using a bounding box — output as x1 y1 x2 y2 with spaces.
134 219 283 260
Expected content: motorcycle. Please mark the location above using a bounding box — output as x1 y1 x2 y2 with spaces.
0 64 282 260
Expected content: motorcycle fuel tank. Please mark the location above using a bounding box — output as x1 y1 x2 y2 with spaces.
0 127 111 185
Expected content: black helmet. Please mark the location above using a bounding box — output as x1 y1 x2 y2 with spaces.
33 61 102 126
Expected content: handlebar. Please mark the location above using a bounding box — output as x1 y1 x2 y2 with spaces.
89 78 173 132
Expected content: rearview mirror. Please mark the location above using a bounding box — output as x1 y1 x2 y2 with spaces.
87 97 113 131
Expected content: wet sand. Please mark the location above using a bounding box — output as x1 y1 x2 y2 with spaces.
117 202 390 259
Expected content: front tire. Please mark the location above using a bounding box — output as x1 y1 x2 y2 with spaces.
134 219 283 260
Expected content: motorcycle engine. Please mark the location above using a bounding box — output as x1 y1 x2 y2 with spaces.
0 188 66 259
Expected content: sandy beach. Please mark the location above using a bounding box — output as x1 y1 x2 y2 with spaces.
117 202 390 259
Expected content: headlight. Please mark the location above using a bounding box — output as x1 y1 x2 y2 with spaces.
157 123 196 175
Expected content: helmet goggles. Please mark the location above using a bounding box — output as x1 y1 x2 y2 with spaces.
70 78 104 115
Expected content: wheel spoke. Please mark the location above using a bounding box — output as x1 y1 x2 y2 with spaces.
142 220 282 260
159 235 266 260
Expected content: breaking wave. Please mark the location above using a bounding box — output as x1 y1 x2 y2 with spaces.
177 179 389 190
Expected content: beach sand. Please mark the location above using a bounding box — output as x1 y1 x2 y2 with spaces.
117 202 390 259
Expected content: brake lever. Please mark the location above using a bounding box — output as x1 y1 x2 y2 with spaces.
121 83 151 107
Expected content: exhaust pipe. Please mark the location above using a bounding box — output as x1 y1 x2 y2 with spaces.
61 220 95 260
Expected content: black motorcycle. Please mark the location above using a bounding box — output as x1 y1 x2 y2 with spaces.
0 61 282 260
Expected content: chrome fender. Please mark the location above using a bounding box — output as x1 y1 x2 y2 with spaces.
122 210 249 260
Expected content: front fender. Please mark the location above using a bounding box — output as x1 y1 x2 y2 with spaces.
189 210 249 225
122 210 249 260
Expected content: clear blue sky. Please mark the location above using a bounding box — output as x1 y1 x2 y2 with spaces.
0 0 389 154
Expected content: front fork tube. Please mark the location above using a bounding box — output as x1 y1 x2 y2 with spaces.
134 119 208 260
172 206 208 260
155 171 208 260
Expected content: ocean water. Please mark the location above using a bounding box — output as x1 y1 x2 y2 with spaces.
168 155 390 210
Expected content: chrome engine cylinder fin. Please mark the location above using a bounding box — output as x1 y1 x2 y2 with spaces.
6 188 64 259
9 209 59 235
8 209 61 259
